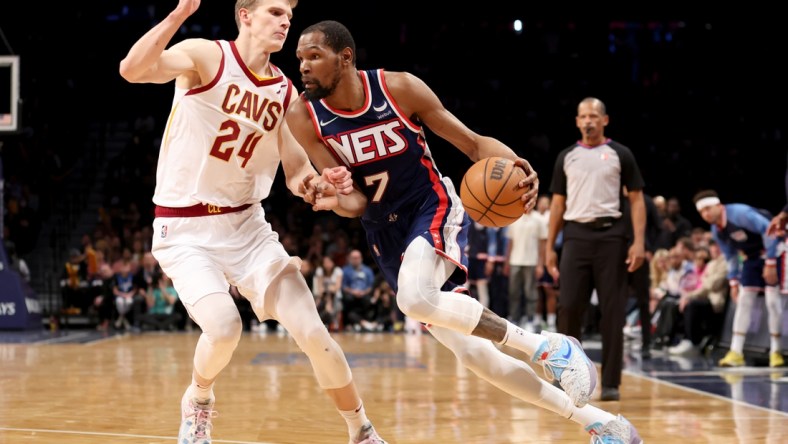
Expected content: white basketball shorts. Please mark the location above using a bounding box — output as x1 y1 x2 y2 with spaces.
151 204 300 318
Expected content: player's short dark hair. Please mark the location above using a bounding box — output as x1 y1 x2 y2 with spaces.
302 20 357 64
692 189 718 204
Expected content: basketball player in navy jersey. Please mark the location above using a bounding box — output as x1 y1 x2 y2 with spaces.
286 20 641 443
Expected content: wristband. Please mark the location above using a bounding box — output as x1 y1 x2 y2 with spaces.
729 280 739 287
765 258 777 267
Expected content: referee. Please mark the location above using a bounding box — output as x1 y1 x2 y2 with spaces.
545 97 646 402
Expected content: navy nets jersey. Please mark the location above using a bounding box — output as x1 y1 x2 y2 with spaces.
302 69 454 224
302 69 469 288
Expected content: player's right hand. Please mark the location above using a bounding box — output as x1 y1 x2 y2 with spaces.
766 212 788 237
321 167 354 195
545 248 559 280
514 158 539 213
175 0 201 17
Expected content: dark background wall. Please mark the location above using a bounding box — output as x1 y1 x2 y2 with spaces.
1 2 786 230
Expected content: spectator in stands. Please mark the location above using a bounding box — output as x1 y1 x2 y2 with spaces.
369 279 399 332
138 272 182 331
4 240 30 283
466 222 493 309
134 252 160 297
504 209 547 332
534 195 558 332
651 246 687 350
647 248 671 314
341 249 375 331
112 259 138 330
657 197 693 250
668 240 729 355
93 263 116 331
313 255 343 330
60 248 88 314
81 234 98 279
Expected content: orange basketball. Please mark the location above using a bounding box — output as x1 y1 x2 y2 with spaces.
459 157 528 228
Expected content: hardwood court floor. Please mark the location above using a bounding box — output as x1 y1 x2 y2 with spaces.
1 330 787 443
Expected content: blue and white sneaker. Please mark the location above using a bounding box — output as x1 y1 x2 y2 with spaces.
532 330 598 407
588 415 643 444
178 388 216 444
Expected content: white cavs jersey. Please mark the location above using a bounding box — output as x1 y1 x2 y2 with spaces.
153 40 293 208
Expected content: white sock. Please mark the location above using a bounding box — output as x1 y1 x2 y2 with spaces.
192 377 214 402
730 289 756 354
771 335 782 355
765 286 783 349
498 320 547 358
339 403 369 438
547 313 556 327
574 405 617 435
730 333 745 355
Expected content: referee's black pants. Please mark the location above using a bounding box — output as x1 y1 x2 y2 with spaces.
558 220 629 389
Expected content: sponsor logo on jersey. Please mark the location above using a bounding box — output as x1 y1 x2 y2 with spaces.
320 116 339 127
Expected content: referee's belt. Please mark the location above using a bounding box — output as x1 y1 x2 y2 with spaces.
154 203 253 218
573 216 620 230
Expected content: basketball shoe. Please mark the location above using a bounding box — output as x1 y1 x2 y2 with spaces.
588 414 643 444
718 350 745 367
178 388 216 444
532 331 597 407
770 352 785 368
350 422 387 444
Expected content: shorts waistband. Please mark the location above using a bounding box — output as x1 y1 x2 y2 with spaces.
154 203 253 218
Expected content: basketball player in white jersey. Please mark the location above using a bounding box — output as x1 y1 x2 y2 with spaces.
119 1 386 443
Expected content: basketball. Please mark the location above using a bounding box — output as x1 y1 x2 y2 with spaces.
459 157 528 228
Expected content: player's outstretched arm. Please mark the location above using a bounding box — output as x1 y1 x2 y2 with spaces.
119 0 203 84
385 71 538 211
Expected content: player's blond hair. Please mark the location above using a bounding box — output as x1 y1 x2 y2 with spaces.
234 0 299 30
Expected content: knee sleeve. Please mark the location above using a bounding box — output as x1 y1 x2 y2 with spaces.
397 237 483 335
188 293 243 380
765 286 784 334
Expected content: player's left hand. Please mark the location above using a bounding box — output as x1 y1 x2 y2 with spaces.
514 158 539 213
763 262 778 286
